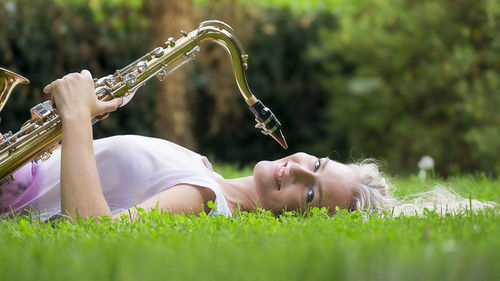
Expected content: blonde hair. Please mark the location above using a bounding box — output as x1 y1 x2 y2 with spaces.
348 159 498 216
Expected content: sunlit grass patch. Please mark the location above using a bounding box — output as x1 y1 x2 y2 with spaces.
0 169 498 281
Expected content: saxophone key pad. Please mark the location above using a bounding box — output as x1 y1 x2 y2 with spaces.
163 37 175 48
30 101 54 120
125 73 137 87
95 76 109 87
137 61 148 73
156 67 169 81
40 151 51 162
152 47 164 58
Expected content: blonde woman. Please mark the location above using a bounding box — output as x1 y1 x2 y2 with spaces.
0 71 495 221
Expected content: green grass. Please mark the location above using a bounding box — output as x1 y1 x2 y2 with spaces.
0 166 499 281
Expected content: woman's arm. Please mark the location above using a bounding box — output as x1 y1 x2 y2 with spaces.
59 111 111 219
43 70 120 221
111 184 216 221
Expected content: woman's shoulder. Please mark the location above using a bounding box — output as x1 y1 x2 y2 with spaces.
95 134 158 143
94 135 173 149
94 134 206 162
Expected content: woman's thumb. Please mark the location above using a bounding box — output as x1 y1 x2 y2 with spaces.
98 98 121 114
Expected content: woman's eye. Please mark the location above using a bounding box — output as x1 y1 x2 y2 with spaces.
314 159 321 172
307 190 315 203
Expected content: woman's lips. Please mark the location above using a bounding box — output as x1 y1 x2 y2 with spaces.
274 162 287 190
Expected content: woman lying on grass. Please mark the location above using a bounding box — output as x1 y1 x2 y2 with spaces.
0 71 496 221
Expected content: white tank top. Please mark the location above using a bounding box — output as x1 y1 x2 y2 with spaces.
0 135 231 220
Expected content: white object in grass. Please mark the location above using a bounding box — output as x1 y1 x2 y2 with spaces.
418 155 435 171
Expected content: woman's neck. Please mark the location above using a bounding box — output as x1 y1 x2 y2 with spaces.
214 175 260 213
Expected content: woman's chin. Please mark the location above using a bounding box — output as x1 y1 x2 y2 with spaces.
253 160 269 178
253 161 273 199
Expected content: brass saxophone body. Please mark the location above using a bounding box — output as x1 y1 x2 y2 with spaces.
0 20 287 188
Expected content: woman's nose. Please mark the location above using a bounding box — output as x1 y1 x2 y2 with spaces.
289 162 315 184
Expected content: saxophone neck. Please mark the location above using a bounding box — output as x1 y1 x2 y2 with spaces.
193 20 254 101
194 20 288 149
89 20 288 149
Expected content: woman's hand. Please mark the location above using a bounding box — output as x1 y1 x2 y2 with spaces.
43 70 121 120
42 70 116 221
42 70 118 220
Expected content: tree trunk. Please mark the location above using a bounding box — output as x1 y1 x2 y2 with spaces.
147 0 198 149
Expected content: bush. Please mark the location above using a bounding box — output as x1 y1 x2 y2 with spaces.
0 0 155 137
2 0 499 176
309 0 500 175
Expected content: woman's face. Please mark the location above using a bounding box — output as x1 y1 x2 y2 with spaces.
253 152 358 213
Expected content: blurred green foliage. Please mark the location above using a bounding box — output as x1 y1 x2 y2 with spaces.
1 0 499 176
195 0 341 13
307 0 500 175
0 0 156 137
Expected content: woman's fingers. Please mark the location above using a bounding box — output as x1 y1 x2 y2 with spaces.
41 70 104 117
43 84 52 94
96 98 121 116
43 78 61 94
44 70 91 94
80 69 92 81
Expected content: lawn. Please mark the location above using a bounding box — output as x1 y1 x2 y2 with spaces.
0 166 498 281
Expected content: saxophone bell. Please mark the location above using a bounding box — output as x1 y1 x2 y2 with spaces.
0 67 30 114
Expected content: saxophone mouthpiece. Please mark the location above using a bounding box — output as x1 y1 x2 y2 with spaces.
249 100 288 149
271 128 288 150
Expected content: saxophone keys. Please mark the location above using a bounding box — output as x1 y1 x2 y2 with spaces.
163 37 175 48
2 131 14 144
125 73 137 87
136 61 148 73
105 77 114 88
30 101 53 120
0 174 15 190
40 151 51 162
185 46 200 58
241 55 249 70
94 77 104 86
94 76 107 86
156 68 168 81
152 47 164 58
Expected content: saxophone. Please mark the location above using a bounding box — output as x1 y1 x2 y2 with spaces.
0 20 288 189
